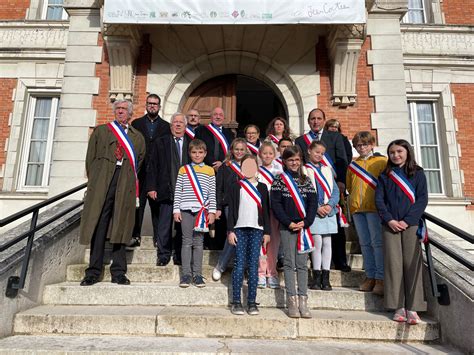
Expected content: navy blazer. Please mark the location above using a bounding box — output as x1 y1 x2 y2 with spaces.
295 130 348 184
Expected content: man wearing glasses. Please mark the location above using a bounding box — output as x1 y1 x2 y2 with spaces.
128 94 170 248
185 109 201 139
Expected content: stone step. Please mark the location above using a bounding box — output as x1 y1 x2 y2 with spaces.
66 263 366 287
0 335 459 354
12 305 439 342
85 247 364 268
43 282 384 311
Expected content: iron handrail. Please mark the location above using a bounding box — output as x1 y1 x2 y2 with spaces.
1 183 87 298
424 211 474 244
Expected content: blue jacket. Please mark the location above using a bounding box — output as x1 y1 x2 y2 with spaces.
375 167 428 226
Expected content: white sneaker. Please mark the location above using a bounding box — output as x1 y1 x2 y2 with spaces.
212 268 222 281
267 276 280 289
257 276 266 289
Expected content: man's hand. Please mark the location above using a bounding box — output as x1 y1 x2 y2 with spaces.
148 191 157 200
215 210 222 220
173 212 182 222
228 231 237 246
208 213 216 225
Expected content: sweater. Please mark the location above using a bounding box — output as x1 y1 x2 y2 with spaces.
270 170 317 230
173 164 217 214
346 155 387 214
375 167 428 226
227 180 271 235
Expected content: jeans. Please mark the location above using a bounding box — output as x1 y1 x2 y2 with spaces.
231 228 263 304
352 212 384 280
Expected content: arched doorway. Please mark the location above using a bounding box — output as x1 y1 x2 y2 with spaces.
182 74 286 135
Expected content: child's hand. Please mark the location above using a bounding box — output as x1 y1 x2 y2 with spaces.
228 231 237 245
317 206 327 217
173 212 182 222
208 213 216 225
263 234 271 247
215 210 222 220
388 220 406 232
399 220 409 229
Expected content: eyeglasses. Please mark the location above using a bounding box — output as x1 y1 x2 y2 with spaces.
246 131 259 135
355 143 370 148
146 102 160 106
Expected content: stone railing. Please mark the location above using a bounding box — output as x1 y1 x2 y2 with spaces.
0 21 68 50
401 25 474 58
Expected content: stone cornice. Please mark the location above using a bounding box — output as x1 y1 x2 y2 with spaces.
401 25 474 59
0 22 68 52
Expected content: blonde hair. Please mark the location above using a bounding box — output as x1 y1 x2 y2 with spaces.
224 138 248 163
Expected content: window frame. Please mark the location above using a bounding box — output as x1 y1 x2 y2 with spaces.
402 0 427 24
41 0 68 21
17 92 61 192
407 99 446 197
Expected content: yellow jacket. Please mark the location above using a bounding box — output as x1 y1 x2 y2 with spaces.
346 155 387 214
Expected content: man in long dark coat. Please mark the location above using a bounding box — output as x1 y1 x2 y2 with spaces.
79 100 146 286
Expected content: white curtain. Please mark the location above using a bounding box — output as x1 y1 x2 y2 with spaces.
46 0 64 20
407 0 424 23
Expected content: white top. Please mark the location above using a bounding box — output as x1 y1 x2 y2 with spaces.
258 161 282 191
234 181 263 230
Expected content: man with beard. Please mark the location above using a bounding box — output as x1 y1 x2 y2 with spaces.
128 94 170 248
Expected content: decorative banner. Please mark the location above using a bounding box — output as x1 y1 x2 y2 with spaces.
104 0 366 24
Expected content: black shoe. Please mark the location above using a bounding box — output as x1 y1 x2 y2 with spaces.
173 258 182 266
321 270 332 291
156 258 170 266
247 303 260 315
335 264 351 273
276 258 284 271
193 274 206 288
126 237 141 250
231 302 245 315
111 275 130 285
179 274 192 288
309 270 322 290
80 275 98 286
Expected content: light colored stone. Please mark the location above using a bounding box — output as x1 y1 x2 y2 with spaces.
62 77 99 94
371 112 411 129
67 31 99 46
373 65 405 80
51 142 88 161
59 94 92 109
63 62 96 77
369 81 406 96
367 50 404 65
65 46 102 63
59 108 96 126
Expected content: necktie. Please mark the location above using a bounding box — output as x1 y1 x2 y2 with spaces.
175 137 182 164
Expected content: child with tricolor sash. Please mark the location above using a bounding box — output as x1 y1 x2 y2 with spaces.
304 140 340 291
227 154 271 315
173 139 217 288
271 145 317 319
212 138 248 282
257 141 282 289
346 131 387 296
375 139 428 325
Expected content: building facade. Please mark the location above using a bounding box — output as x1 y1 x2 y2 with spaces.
0 0 473 233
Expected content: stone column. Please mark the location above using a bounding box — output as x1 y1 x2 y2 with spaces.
367 0 410 148
48 0 102 196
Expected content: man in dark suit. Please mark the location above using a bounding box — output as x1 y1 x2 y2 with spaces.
295 108 351 272
128 94 170 249
147 113 190 266
195 107 235 172
185 108 201 140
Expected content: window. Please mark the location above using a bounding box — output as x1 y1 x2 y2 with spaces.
407 101 445 195
402 0 426 23
18 96 60 190
42 0 67 20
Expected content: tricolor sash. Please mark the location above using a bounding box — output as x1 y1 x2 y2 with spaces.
184 164 210 232
239 179 262 211
275 158 283 168
320 154 337 178
246 141 259 155
336 204 349 228
185 126 195 140
389 169 428 243
305 163 332 202
107 121 139 208
389 170 416 204
258 166 275 186
268 134 280 145
303 132 317 147
348 161 378 190
260 241 267 258
280 171 315 254
228 160 244 179
207 124 229 156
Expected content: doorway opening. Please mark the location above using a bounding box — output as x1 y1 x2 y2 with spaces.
182 74 286 136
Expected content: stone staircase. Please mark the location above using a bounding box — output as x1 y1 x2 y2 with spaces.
0 235 451 354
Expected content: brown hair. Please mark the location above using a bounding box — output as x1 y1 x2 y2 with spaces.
188 138 207 152
224 138 248 163
352 131 375 147
307 108 326 122
324 118 341 132
259 141 276 156
383 139 420 177
244 124 260 135
266 117 291 138
282 145 306 183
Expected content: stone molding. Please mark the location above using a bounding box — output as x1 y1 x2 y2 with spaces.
103 24 142 101
326 24 365 107
369 0 408 15
401 26 474 59
0 22 68 50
